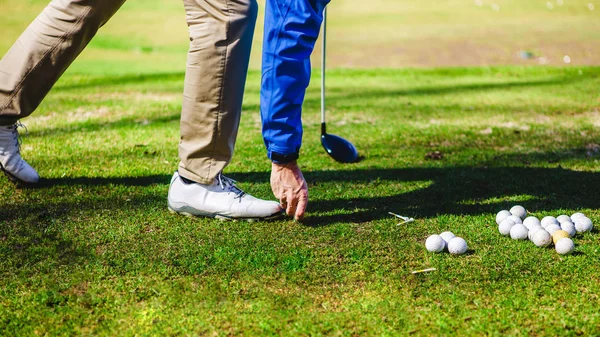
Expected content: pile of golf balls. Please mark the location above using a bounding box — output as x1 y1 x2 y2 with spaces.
426 231 468 255
496 205 594 255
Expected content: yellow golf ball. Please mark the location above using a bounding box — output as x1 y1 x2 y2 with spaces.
552 230 570 244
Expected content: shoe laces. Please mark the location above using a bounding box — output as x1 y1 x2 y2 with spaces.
216 173 247 200
0 121 27 154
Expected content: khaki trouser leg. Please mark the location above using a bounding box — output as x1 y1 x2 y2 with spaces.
178 0 258 184
0 0 126 126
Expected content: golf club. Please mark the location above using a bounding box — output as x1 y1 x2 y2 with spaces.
320 7 359 163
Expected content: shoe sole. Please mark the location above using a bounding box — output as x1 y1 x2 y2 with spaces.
168 205 284 222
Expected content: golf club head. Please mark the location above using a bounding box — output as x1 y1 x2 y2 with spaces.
321 133 359 163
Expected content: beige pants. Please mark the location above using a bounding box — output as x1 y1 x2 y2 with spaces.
0 0 257 184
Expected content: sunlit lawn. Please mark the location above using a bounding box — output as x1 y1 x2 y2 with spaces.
1 0 600 335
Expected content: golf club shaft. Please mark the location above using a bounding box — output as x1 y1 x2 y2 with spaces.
320 7 327 133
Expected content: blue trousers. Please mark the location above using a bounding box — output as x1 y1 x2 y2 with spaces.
260 0 330 161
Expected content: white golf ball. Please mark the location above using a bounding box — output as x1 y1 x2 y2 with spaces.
528 225 543 240
555 237 575 255
575 217 593 233
560 221 577 237
556 214 572 223
541 216 559 228
523 216 541 229
571 212 586 222
545 224 562 235
507 215 523 224
531 229 552 247
439 231 456 243
498 218 516 236
496 210 511 225
426 235 446 253
510 224 528 240
448 237 468 255
509 205 527 219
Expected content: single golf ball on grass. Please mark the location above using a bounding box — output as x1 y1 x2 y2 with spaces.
556 215 572 224
575 217 593 233
509 205 527 220
523 216 541 229
555 238 575 255
498 218 516 236
510 224 529 240
531 229 552 247
447 237 468 255
426 235 446 253
496 210 511 225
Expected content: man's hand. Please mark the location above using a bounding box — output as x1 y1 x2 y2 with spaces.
270 161 308 221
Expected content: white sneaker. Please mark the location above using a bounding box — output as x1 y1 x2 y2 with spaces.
167 171 283 221
0 123 39 184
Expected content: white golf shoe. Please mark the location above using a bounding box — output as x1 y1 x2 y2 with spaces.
167 171 283 221
0 123 39 184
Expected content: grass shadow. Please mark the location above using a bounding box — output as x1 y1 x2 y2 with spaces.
7 163 598 226
302 166 600 225
0 204 95 273
37 175 171 188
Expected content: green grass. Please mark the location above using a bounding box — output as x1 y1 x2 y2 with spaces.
2 0 599 69
2 0 600 336
2 65 600 336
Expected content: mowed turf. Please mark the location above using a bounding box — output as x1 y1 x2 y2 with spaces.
2 0 599 69
2 1 600 336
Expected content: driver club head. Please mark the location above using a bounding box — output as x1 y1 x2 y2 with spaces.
321 133 359 163
319 8 358 164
